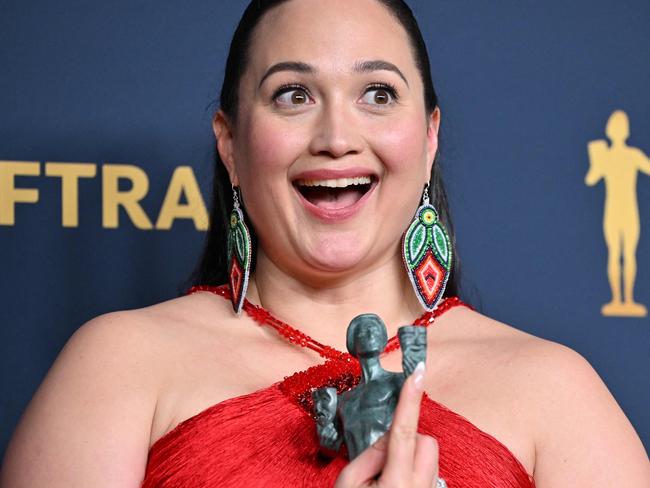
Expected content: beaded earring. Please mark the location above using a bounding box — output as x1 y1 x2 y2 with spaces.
227 186 252 314
401 182 453 312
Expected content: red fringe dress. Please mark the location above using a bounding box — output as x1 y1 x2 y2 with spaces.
141 286 535 487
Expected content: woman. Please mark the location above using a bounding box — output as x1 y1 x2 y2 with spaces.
2 0 649 486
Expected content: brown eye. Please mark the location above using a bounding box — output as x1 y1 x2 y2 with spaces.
361 85 398 106
291 91 307 104
373 89 390 104
274 85 312 107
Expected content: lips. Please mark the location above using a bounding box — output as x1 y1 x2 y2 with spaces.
295 176 374 209
291 169 378 219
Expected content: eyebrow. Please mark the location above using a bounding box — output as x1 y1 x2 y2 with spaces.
354 60 409 87
258 59 409 88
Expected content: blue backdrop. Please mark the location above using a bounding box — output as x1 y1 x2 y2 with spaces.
1 0 648 461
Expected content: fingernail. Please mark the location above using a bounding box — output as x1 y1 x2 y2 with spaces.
412 361 425 391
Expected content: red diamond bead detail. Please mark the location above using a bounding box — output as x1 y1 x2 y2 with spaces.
229 256 243 306
414 249 446 309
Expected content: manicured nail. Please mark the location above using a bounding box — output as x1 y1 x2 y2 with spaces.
412 361 425 391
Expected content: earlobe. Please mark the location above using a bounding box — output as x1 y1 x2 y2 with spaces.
213 110 239 186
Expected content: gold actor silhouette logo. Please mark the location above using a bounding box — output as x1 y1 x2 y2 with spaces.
586 110 650 317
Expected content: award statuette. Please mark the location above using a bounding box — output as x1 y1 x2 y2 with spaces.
312 313 426 460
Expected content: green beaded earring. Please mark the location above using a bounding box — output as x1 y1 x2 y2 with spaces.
227 186 252 314
401 183 453 311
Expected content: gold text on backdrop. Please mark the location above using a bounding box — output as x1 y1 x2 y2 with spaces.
0 161 209 230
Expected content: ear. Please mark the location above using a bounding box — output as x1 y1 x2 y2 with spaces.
425 107 441 176
212 109 239 186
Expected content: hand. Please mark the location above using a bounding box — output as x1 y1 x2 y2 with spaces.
334 362 441 488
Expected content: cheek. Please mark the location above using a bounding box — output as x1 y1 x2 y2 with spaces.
231 109 308 236
370 115 429 175
235 110 306 179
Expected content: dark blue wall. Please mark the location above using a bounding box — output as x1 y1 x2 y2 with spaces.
1 0 648 461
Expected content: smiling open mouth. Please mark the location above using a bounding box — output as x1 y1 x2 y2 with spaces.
294 176 377 210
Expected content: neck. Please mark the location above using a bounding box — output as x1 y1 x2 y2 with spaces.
359 355 383 383
246 248 424 353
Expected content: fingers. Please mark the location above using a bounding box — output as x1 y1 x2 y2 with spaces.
413 435 439 487
336 433 439 488
381 361 427 483
334 361 441 487
333 435 388 488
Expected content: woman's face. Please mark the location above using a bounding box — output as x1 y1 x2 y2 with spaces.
217 0 439 281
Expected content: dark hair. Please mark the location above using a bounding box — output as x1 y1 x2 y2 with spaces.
191 0 461 297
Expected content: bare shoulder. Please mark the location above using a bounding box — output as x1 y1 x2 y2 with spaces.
73 290 245 365
0 291 235 488
436 305 548 366
439 306 614 383
443 307 650 486
49 290 237 380
519 336 650 485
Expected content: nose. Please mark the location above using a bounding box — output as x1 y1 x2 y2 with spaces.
308 98 364 159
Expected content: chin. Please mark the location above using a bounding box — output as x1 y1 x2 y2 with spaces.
308 251 366 274
304 233 372 273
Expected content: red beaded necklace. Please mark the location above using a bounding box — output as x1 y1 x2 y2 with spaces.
188 284 468 361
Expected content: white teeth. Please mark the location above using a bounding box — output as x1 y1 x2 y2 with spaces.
297 176 372 188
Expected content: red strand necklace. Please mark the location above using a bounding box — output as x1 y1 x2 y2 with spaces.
189 284 470 413
188 284 468 360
